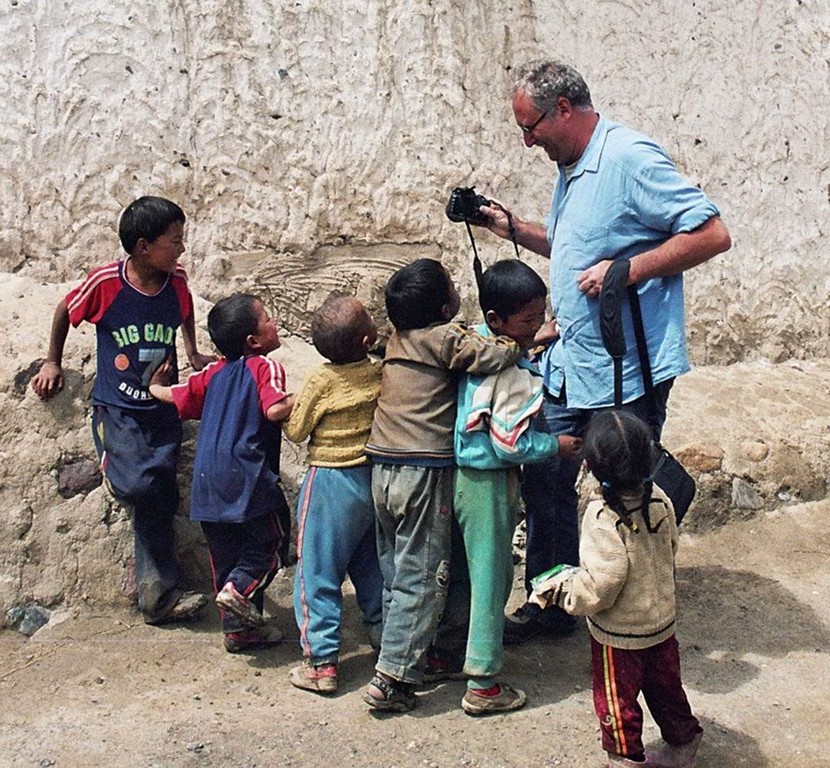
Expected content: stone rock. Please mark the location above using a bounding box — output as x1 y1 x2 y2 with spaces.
741 441 770 462
57 459 102 498
766 442 826 502
13 360 43 397
732 478 765 510
7 602 50 636
676 443 724 473
8 505 33 539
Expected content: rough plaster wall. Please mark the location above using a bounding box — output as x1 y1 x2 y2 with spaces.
1 1 830 621
2 0 828 359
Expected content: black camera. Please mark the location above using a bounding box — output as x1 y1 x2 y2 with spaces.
445 186 492 226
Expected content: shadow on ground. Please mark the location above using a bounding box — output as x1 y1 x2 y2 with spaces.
676 564 830 694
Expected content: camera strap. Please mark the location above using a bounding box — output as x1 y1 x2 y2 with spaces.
464 206 520 277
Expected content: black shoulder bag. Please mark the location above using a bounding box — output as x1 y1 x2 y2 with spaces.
599 260 696 524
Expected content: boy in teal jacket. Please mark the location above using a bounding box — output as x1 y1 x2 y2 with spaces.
431 259 581 715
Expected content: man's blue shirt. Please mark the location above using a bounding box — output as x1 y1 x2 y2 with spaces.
542 115 720 409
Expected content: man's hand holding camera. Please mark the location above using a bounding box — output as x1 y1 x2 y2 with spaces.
478 198 516 239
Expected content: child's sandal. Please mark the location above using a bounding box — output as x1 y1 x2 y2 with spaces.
363 674 416 712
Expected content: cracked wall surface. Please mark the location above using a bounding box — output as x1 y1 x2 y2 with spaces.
2 0 828 361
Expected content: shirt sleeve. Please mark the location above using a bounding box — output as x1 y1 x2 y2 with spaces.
248 356 288 416
562 502 629 616
171 267 194 323
283 369 329 443
492 427 559 464
170 359 225 420
65 263 122 327
441 324 521 375
627 143 721 235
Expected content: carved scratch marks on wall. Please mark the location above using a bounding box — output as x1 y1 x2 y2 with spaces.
247 242 440 337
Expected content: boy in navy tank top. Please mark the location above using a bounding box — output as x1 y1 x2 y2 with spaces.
32 196 213 625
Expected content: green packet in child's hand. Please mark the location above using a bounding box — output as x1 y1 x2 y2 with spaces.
530 564 571 590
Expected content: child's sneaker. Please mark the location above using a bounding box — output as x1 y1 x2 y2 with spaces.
223 625 283 654
461 683 526 716
215 582 265 627
289 661 338 694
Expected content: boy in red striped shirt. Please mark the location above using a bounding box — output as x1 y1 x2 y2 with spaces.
32 196 212 625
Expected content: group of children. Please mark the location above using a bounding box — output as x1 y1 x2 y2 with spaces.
31 196 702 768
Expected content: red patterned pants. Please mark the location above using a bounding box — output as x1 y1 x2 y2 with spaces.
591 634 703 760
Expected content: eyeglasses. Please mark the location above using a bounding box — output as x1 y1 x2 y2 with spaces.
520 109 549 136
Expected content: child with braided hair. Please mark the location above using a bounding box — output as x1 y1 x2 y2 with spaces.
534 410 702 768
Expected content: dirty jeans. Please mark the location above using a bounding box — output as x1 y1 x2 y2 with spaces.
372 463 452 684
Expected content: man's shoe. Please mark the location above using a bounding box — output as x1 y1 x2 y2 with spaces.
461 683 526 716
215 582 265 627
503 606 576 645
646 732 702 768
145 591 209 626
223 624 283 654
289 661 338 694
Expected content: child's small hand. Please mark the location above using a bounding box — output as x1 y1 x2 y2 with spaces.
31 361 64 400
533 318 560 347
150 359 173 387
557 434 583 460
189 351 217 371
528 566 579 609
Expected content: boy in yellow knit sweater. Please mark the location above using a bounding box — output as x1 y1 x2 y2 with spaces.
283 293 383 694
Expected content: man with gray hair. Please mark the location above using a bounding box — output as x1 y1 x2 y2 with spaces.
478 60 731 645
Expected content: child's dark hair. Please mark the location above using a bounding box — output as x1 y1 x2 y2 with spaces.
583 410 660 532
207 293 260 360
476 259 546 319
385 258 452 331
118 196 186 254
312 293 371 364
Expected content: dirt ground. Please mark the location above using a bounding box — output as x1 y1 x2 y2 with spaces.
1 500 828 768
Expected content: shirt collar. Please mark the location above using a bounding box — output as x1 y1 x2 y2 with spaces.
562 114 615 181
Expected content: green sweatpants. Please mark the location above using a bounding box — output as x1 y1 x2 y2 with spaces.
453 465 520 684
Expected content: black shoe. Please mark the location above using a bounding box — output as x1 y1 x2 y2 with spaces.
503 607 576 645
145 591 209 626
422 654 466 684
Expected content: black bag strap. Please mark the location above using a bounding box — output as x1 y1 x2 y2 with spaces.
598 259 655 406
599 259 631 408
626 283 654 395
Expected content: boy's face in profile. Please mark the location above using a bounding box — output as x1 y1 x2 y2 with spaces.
249 300 281 355
137 221 185 275
487 295 547 350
